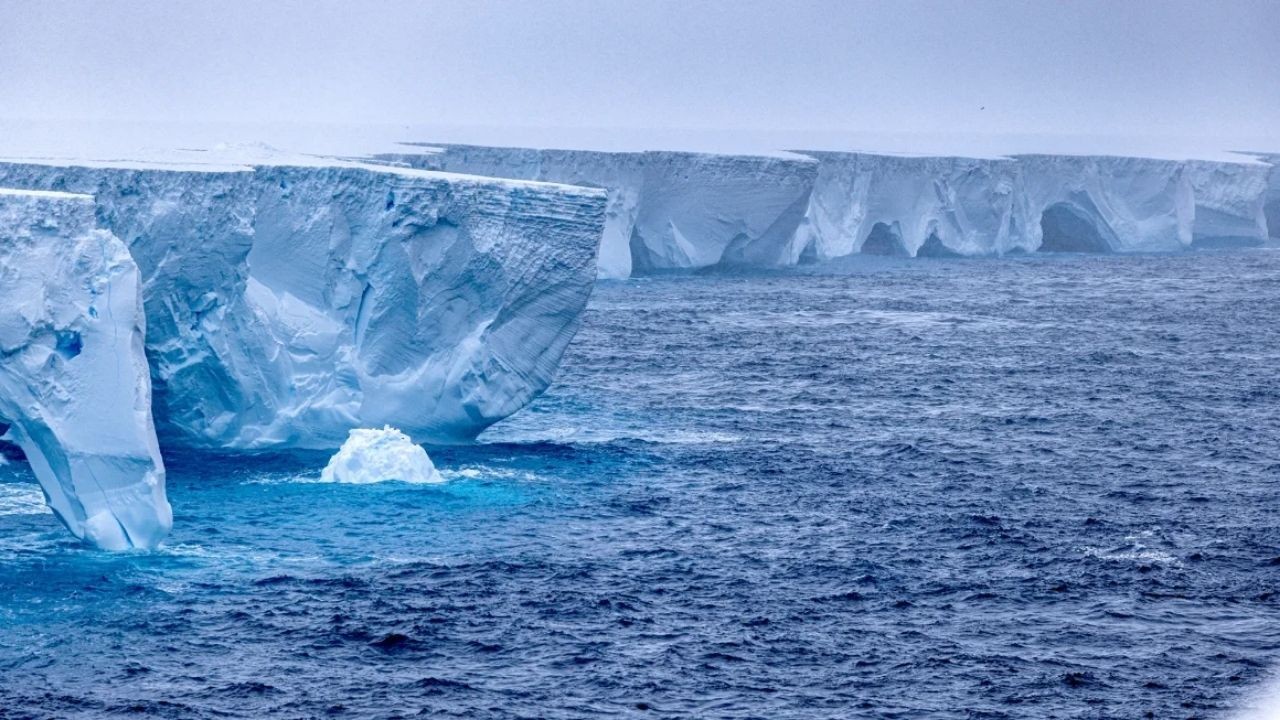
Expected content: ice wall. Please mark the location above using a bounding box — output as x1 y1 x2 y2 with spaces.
0 157 607 449
1260 154 1280 240
0 189 170 549
380 145 644 279
789 152 1270 258
1012 155 1193 253
788 152 1019 260
1183 160 1271 247
374 145 818 278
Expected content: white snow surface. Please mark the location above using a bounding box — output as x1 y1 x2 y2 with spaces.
320 426 442 484
0 190 171 550
376 145 817 279
0 151 607 450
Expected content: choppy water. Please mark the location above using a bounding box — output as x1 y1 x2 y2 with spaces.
3 250 1280 719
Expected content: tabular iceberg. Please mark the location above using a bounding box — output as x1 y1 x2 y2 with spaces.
0 153 607 450
788 152 1020 261
789 152 1273 258
1012 154 1193 253
1183 160 1271 247
377 145 645 280
0 189 170 549
374 144 818 279
1260 154 1280 241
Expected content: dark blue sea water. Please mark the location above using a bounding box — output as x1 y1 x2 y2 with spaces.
3 250 1280 719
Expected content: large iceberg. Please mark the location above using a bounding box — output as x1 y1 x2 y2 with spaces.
1183 159 1272 247
1012 154 1192 253
374 145 818 279
788 152 1020 260
0 189 170 549
0 153 607 449
789 151 1272 258
1260 154 1280 241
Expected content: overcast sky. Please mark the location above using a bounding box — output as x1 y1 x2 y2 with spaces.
0 0 1276 149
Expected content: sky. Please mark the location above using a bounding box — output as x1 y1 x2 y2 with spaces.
0 0 1276 154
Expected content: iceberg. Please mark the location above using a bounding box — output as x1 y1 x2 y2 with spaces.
788 152 1020 260
320 426 442 484
1184 159 1272 247
374 145 818 279
0 152 607 450
789 152 1273 258
0 189 170 550
1012 154 1193 253
1260 154 1280 241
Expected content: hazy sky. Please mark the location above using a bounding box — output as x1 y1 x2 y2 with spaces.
0 0 1276 146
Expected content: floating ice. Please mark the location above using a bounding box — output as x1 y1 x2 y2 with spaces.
0 150 606 449
320 426 443 484
792 152 1273 258
0 188 171 550
373 144 818 279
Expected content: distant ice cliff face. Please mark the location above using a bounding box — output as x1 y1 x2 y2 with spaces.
0 157 607 450
374 145 818 279
791 152 1272 258
380 145 1272 271
1259 154 1280 241
788 152 1020 260
0 189 170 549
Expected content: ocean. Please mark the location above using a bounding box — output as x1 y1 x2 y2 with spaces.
2 250 1279 719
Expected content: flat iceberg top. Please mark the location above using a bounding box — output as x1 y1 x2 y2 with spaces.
0 145 608 198
0 187 94 201
797 148 1271 168
399 141 817 164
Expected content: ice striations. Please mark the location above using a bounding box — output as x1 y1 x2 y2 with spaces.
790 152 1273 258
1259 154 1280 241
0 189 171 549
1012 155 1193 253
1183 160 1271 247
788 152 1020 260
374 144 818 278
0 153 607 449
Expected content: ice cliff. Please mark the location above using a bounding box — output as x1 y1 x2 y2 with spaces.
788 152 1020 260
374 144 818 279
1259 154 1280 241
789 151 1273 259
0 155 607 450
0 189 170 549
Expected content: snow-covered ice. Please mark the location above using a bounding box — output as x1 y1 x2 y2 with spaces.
790 151 1273 258
0 189 171 550
0 149 607 450
374 144 818 279
320 426 443 484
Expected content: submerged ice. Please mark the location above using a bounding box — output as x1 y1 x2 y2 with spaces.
320 426 443 484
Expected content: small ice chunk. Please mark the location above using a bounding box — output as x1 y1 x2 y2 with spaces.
320 427 443 484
